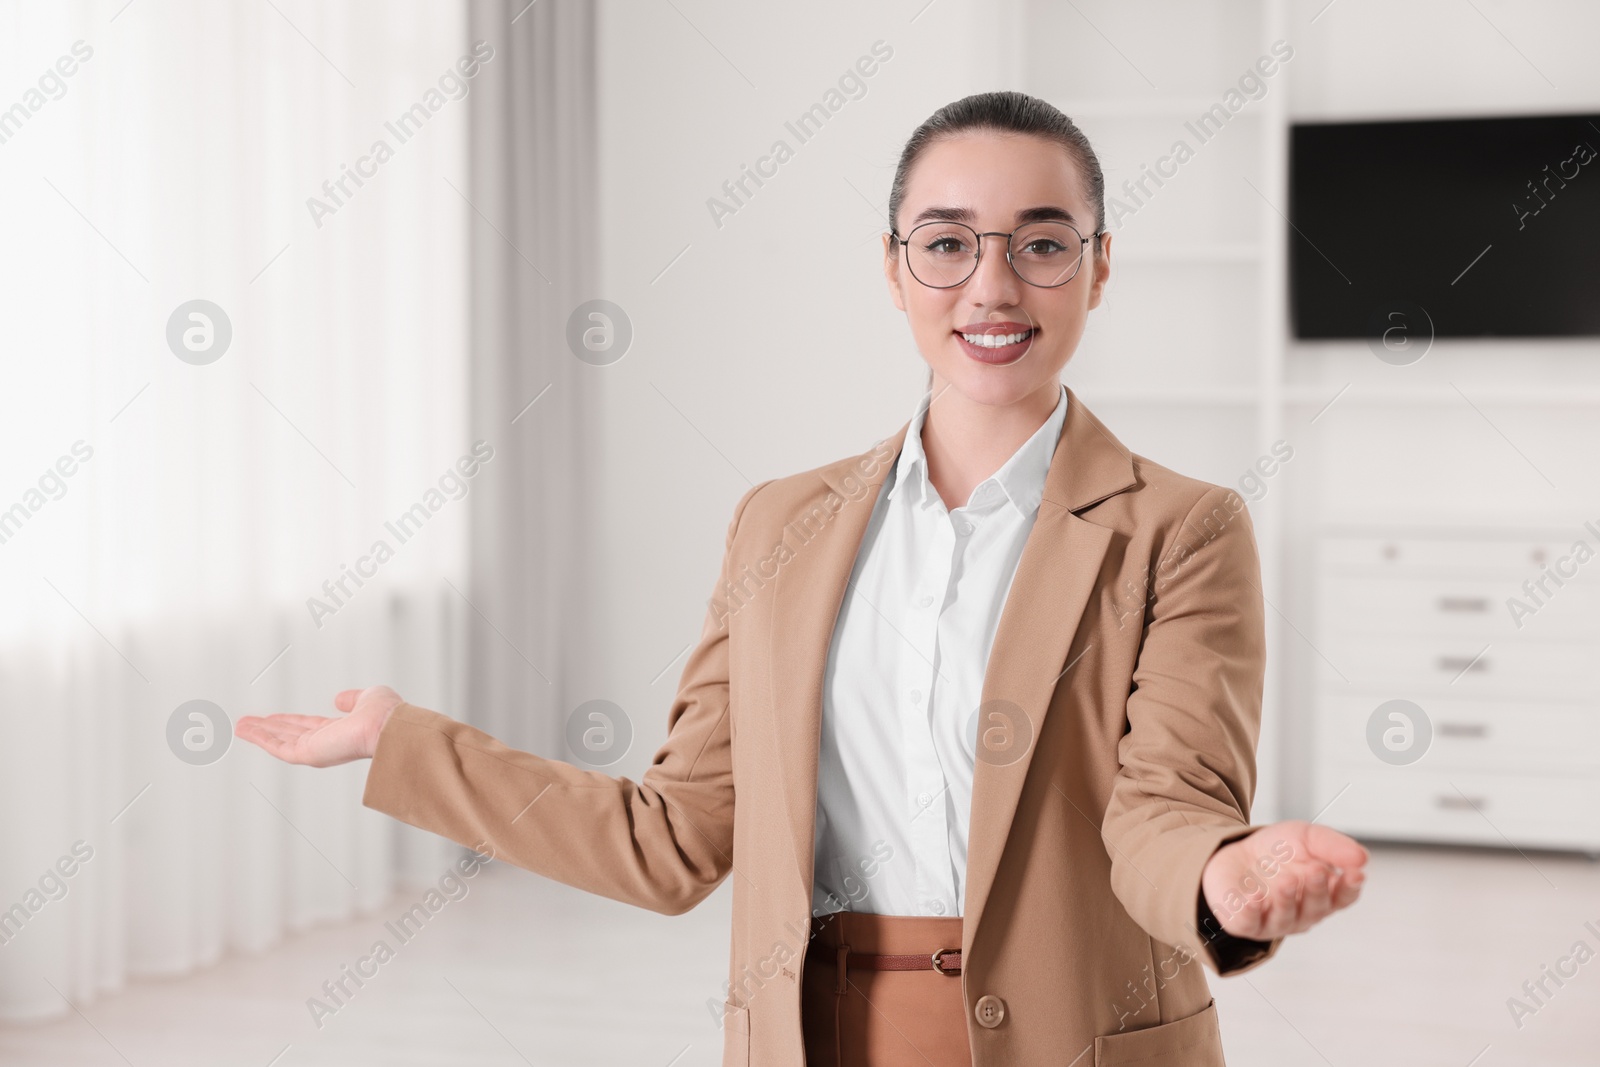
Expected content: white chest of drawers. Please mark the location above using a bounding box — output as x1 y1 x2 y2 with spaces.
1312 525 1600 855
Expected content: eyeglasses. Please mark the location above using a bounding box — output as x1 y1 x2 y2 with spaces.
890 219 1104 289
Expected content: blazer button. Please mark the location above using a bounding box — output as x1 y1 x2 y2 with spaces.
974 994 1006 1028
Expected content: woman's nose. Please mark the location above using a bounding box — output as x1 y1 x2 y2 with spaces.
965 233 1025 303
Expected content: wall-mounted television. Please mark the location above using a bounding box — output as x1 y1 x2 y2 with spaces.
1289 112 1600 340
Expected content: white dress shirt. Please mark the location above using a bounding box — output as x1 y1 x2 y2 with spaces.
811 382 1069 917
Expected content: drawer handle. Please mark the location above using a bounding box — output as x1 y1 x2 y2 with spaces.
1437 722 1488 739
1436 596 1489 613
1437 655 1489 674
1436 794 1485 811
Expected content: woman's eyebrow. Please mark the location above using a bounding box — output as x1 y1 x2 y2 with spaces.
908 205 1079 226
1015 205 1078 225
909 205 974 225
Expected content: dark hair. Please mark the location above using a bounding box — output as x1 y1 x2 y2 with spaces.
887 90 1105 251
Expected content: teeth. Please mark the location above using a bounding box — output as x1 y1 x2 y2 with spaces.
960 330 1031 347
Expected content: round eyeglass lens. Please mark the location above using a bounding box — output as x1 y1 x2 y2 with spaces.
1008 221 1087 287
904 222 980 288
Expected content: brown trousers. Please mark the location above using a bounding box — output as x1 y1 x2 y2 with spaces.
802 911 972 1067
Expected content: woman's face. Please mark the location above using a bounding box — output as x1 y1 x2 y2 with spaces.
883 130 1111 408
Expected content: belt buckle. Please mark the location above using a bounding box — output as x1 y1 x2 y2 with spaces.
931 948 959 976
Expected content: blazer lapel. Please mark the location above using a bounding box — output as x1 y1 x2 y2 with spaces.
768 419 908 911
769 387 1137 955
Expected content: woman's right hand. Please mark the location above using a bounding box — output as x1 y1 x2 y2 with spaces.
235 685 404 767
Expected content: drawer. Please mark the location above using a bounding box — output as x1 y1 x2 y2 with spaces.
1319 532 1579 575
1318 574 1600 641
1317 637 1591 697
1311 765 1600 851
1315 694 1600 773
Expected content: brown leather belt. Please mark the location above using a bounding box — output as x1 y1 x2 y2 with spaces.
828 945 963 991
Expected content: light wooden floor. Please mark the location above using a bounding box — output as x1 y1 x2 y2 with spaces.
1 841 1596 1065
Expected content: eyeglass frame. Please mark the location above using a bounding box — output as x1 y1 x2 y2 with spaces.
888 219 1106 289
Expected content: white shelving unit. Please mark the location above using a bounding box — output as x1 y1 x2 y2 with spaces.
1311 525 1600 855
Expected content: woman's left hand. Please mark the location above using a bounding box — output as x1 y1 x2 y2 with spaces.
1199 819 1368 941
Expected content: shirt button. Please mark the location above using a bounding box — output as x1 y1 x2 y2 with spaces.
910 689 922 704
931 900 947 915
916 593 934 608
916 790 932 808
974 994 1006 1028
955 521 972 536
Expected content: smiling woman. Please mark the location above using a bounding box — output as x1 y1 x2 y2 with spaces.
237 89 1367 1067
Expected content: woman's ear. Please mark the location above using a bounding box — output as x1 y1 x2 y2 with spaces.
1086 231 1111 311
883 232 907 312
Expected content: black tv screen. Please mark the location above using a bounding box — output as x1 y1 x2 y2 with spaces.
1289 112 1600 339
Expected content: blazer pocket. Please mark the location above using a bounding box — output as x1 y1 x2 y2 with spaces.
721 998 750 1067
1094 998 1224 1067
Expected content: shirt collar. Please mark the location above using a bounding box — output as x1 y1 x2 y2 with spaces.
886 382 1068 519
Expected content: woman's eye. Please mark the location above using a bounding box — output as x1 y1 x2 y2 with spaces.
922 237 969 256
1019 239 1066 256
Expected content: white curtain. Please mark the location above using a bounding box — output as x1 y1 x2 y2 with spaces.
459 0 598 754
0 0 480 1019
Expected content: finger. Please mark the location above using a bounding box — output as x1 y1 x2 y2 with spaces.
1302 824 1369 871
334 688 364 713
1329 868 1364 910
1216 893 1267 940
1297 865 1334 931
1258 867 1302 939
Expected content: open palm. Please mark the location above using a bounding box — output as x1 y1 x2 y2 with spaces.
235 685 403 767
1201 819 1368 941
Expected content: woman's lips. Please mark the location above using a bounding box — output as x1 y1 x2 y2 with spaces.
953 326 1036 365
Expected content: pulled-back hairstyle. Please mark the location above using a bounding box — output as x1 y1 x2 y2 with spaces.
887 90 1105 252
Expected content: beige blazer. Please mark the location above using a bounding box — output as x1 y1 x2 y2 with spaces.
361 386 1282 1066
